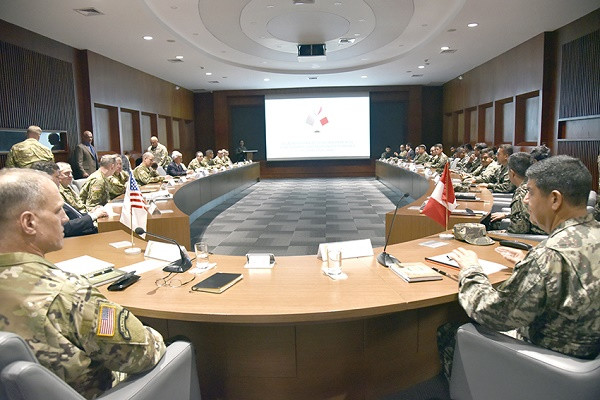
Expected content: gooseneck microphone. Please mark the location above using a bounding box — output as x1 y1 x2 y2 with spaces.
377 192 410 268
134 227 192 273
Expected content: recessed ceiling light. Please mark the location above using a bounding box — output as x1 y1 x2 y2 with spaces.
264 78 270 82
361 75 368 79
467 22 478 28
143 36 153 41
175 55 183 59
418 65 425 69
206 72 212 76
334 2 342 5
361 58 368 61
358 19 365 22
266 4 275 8
354 33 360 37
441 46 450 51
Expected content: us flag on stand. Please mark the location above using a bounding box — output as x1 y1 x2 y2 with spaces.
119 172 148 234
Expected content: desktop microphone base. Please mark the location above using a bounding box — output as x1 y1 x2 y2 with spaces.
163 259 193 273
377 252 400 268
125 247 142 255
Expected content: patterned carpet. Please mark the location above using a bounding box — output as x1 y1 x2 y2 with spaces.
190 177 412 256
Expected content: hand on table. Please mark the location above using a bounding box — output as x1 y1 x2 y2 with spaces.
448 247 480 269
495 246 526 264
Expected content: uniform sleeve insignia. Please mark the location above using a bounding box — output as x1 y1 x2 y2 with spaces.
118 309 132 341
97 304 116 337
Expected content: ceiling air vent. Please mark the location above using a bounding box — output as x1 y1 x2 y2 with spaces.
411 74 423 78
293 0 315 4
167 58 184 63
308 76 318 80
338 38 356 44
74 8 104 16
440 49 457 54
208 81 220 84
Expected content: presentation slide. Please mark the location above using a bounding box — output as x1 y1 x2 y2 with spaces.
265 93 370 161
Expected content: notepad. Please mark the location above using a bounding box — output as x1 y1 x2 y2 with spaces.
191 272 243 293
425 253 508 275
390 262 443 282
54 255 125 286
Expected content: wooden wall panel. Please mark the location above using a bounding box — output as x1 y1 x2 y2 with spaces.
557 140 600 192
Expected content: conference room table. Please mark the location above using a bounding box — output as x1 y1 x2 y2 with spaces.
46 229 533 400
376 160 494 243
97 162 260 247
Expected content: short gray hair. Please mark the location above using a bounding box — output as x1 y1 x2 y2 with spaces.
0 169 49 224
99 154 117 167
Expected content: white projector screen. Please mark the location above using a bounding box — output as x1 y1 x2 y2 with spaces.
265 93 370 161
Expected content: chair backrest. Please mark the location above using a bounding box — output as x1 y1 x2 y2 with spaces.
0 332 39 400
450 323 600 400
73 179 87 192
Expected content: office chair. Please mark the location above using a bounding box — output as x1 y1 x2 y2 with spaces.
449 323 600 400
0 331 201 400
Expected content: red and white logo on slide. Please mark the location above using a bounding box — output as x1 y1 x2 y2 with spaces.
305 106 329 129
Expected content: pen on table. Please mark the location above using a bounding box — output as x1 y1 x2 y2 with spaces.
90 267 113 277
431 266 458 282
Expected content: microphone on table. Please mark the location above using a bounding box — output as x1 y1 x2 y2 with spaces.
377 192 410 268
134 227 192 273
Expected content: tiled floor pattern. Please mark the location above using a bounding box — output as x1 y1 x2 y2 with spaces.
190 177 410 256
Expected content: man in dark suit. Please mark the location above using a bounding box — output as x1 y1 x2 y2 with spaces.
73 130 99 179
30 161 106 237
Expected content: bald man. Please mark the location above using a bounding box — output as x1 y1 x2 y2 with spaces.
5 125 54 168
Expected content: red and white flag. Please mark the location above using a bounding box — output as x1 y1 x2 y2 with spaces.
421 163 457 227
120 172 148 234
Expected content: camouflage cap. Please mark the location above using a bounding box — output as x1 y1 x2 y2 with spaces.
453 223 495 246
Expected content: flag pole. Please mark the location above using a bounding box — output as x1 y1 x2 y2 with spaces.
130 205 134 247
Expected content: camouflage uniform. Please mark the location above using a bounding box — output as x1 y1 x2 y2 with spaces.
147 143 169 167
187 158 203 171
487 163 516 193
473 160 501 183
439 213 600 380
59 184 86 213
133 164 164 186
462 156 481 174
107 170 129 199
79 170 110 211
5 138 54 168
413 152 430 165
0 252 166 399
429 152 449 173
490 181 545 234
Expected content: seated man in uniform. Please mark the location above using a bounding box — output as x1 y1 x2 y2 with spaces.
426 143 449 173
79 154 118 210
439 155 600 380
133 152 165 185
381 146 394 159
478 143 516 193
488 152 545 234
107 155 129 199
0 168 166 399
187 151 205 171
412 144 430 164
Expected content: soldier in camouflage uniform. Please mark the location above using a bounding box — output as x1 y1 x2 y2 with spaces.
454 149 499 192
57 162 86 213
426 143 449 174
79 155 117 211
187 151 205 171
107 156 129 199
133 152 165 185
5 125 54 168
478 144 516 193
438 155 600 381
412 144 430 164
0 169 166 399
147 136 169 168
489 152 545 234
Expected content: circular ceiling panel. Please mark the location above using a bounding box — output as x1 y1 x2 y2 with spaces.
266 11 350 45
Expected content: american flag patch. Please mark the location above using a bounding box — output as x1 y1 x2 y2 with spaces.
97 304 116 337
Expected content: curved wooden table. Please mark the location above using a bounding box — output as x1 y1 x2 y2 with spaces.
47 227 525 400
97 162 260 247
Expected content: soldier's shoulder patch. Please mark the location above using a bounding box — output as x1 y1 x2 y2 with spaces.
97 304 117 337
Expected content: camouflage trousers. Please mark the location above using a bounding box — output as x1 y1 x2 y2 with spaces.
436 322 521 382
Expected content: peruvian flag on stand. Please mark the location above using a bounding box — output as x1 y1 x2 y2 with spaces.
421 163 458 228
120 172 148 235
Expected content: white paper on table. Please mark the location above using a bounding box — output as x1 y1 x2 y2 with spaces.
55 255 114 275
425 253 508 275
110 241 133 249
120 259 168 274
419 240 449 248
317 238 373 260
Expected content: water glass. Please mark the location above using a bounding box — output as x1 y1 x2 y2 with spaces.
327 249 342 273
194 242 209 266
